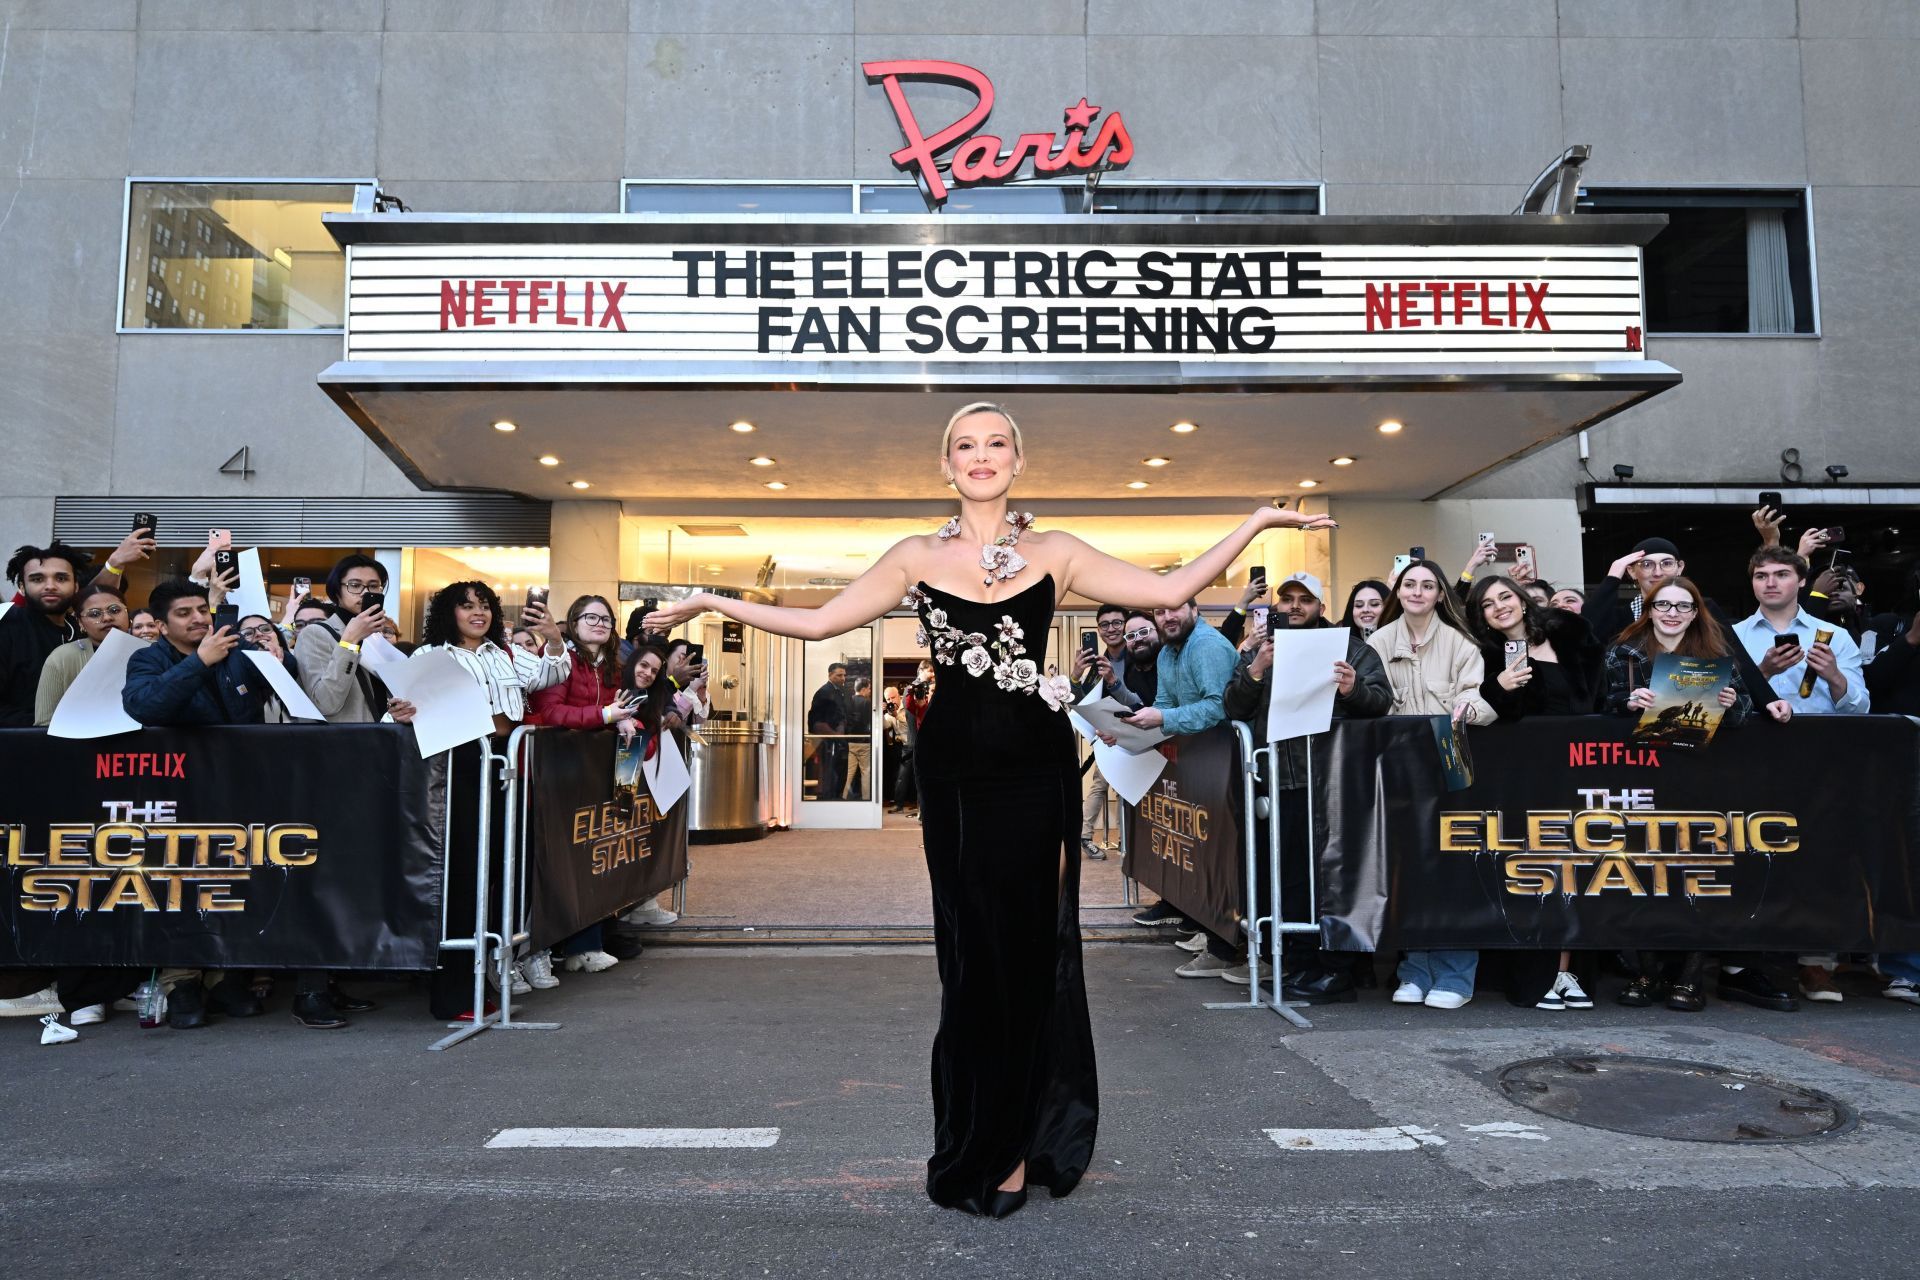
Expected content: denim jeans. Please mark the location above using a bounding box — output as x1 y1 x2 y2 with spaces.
1398 949 1478 997
1880 953 1920 984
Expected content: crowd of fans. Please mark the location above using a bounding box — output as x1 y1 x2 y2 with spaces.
3 507 1917 1039
1111 512 1920 1016
0 530 692 1037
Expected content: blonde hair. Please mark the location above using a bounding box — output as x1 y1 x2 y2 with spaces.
941 401 1024 463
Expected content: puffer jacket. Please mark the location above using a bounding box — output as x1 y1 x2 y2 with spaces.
1367 615 1497 724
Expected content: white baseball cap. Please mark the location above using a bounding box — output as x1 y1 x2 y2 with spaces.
1276 571 1326 603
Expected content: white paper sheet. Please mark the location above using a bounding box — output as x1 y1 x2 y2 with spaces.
1069 691 1170 754
229 547 271 621
240 649 326 721
359 642 496 757
642 731 692 813
47 628 145 739
1068 686 1169 806
1263 628 1354 742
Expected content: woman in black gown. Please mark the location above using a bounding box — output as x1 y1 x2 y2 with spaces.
642 403 1334 1216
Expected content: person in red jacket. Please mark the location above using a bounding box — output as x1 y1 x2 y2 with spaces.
523 595 638 986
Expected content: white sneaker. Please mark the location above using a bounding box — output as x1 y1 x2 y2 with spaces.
506 963 533 996
1884 978 1920 1006
622 897 679 926
1175 952 1237 979
1554 971 1593 1009
1391 982 1426 1004
70 1004 107 1027
523 951 561 990
1174 931 1208 953
1535 987 1565 1011
1424 990 1471 1010
562 950 620 973
1219 964 1252 986
0 985 63 1018
39 1013 77 1045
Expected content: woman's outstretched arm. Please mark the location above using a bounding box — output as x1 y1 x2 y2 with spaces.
640 539 916 642
1058 506 1336 609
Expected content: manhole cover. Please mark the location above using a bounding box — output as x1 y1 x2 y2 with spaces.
1497 1055 1855 1143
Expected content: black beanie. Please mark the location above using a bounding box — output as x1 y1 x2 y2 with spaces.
1633 536 1681 559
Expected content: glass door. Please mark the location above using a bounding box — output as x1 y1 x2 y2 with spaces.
788 621 883 830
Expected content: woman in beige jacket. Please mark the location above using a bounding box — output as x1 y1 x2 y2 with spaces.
1367 560 1496 1009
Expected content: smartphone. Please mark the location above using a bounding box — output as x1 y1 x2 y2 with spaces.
525 586 550 613
1772 633 1801 650
209 528 232 551
132 511 158 537
1825 525 1846 546
361 590 385 616
1249 567 1268 589
1080 629 1098 651
1251 604 1271 631
1391 553 1412 583
1409 545 1426 561
1478 531 1497 548
1831 549 1854 576
686 642 705 667
1514 544 1537 576
1503 639 1528 669
291 575 312 601
212 547 237 578
1759 491 1783 514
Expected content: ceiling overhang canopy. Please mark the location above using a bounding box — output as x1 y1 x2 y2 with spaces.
318 212 1679 504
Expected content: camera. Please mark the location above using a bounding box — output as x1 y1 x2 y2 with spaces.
1612 463 1635 481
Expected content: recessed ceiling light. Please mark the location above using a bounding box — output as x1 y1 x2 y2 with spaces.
538 455 560 466
748 456 776 467
492 420 517 432
705 563 724 573
570 479 591 489
1331 456 1355 466
1170 421 1197 434
1298 479 1320 488
764 480 788 490
730 421 755 433
1125 480 1150 490
1142 457 1171 467
1378 420 1404 435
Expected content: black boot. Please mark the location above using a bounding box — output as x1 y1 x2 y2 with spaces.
329 983 377 1014
167 979 208 1029
1717 966 1800 1012
1283 967 1359 1005
292 992 348 1030
206 979 263 1018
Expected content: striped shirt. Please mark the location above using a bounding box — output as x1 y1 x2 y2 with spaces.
426 640 570 723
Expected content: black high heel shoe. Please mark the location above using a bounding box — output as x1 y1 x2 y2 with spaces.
985 1186 1028 1219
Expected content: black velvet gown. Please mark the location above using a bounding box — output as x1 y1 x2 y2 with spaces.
911 575 1099 1214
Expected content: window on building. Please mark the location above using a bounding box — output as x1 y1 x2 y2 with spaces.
1578 188 1816 335
121 181 365 331
622 183 854 215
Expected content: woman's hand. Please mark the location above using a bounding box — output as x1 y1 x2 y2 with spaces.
388 698 418 725
1716 685 1739 709
1496 661 1532 691
1257 504 1338 533
643 593 714 634
604 702 636 727
1766 699 1792 723
1463 539 1498 573
1606 550 1644 581
1626 686 1656 711
523 600 565 651
1451 697 1479 726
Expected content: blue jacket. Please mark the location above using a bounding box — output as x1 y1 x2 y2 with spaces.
122 638 272 726
1153 616 1240 737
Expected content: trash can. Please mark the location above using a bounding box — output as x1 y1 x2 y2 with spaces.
689 720 777 842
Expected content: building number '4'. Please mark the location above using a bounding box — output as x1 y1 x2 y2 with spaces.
219 446 255 479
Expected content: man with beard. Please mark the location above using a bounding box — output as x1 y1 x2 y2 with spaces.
1223 573 1392 999
2 542 102 726
809 661 851 800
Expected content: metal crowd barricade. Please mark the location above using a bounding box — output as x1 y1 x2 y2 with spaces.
1082 736 1140 911
428 727 560 1051
1200 721 1317 1030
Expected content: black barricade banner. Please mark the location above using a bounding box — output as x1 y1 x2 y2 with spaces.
1317 715 1920 952
526 729 689 951
1123 724 1241 942
0 726 447 970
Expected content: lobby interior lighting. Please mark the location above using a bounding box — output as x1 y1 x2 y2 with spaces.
1331 456 1355 466
1170 421 1197 434
1378 420 1404 434
749 456 776 466
492 420 517 432
1142 457 1171 467
1125 480 1150 490
538 455 560 466
730 421 756 433
570 479 591 489
765 480 788 490
1298 478 1320 488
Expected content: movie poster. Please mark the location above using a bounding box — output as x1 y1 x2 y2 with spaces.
1633 653 1734 750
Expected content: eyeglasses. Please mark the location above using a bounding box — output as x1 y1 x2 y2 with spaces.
80 604 127 621
338 578 383 594
1123 628 1155 641
576 613 615 627
1096 619 1125 630
1648 600 1697 614
239 625 278 640
1638 557 1679 572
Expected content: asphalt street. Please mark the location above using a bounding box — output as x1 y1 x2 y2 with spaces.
3 942 1918 1280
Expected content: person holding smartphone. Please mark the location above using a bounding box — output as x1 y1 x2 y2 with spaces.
295 554 399 724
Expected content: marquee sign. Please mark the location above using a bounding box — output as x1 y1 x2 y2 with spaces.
861 59 1133 209
344 241 1649 365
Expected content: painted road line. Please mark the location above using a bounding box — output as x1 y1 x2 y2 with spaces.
486 1128 781 1150
1264 1125 1446 1151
